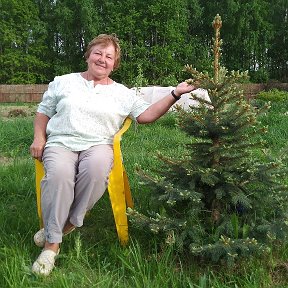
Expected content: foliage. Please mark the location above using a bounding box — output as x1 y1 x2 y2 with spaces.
0 0 288 84
0 0 49 83
257 89 288 102
267 0 288 82
128 15 288 265
131 64 149 88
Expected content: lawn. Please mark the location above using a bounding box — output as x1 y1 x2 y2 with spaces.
0 99 287 287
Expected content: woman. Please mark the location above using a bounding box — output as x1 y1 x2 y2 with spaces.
30 34 196 276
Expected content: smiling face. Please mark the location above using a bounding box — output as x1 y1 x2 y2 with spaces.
84 34 121 83
86 44 116 81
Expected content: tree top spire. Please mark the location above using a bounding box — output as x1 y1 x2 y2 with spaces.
212 14 222 84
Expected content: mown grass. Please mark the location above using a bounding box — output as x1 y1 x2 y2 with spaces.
0 100 288 287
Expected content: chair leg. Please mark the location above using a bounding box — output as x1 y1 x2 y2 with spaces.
35 160 44 228
108 169 129 246
123 169 134 208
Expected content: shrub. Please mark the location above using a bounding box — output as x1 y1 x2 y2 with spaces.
257 89 288 102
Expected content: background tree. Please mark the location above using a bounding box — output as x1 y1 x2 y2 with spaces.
0 0 48 83
268 0 288 82
0 0 287 84
35 0 101 79
199 0 274 83
128 15 288 264
98 0 200 86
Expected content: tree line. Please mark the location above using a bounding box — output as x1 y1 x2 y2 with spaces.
0 0 287 86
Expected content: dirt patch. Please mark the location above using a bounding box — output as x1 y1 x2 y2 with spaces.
0 105 37 118
0 156 12 165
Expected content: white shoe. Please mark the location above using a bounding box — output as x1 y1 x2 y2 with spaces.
32 249 59 276
34 227 76 248
34 228 46 247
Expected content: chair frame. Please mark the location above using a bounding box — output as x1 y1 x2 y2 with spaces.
35 118 133 245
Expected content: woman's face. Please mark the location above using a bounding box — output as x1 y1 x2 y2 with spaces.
86 44 116 79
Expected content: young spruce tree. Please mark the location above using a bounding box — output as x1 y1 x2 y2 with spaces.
128 15 288 264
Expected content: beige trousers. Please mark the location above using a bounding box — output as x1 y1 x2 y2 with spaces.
41 145 113 243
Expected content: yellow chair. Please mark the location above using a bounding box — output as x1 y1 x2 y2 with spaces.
35 118 134 246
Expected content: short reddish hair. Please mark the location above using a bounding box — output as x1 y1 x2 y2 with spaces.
84 34 121 70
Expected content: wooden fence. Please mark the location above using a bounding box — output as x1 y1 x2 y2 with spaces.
0 83 288 103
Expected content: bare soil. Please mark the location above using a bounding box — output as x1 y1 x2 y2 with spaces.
0 104 37 118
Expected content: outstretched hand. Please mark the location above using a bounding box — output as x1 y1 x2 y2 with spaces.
174 81 197 96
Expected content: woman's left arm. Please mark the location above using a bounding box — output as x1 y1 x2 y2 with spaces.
136 81 196 124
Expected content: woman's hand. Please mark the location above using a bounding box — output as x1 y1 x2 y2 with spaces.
173 81 197 97
137 81 198 124
30 112 50 161
30 138 46 161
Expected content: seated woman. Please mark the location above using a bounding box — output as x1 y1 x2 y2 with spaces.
30 33 197 276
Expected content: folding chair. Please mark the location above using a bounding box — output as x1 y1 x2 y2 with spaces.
35 117 133 245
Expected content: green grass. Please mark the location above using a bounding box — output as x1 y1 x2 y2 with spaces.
0 102 288 287
258 101 288 151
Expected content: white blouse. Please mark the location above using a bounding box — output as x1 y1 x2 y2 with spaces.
37 73 150 151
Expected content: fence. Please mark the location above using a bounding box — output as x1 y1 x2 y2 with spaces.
0 83 288 103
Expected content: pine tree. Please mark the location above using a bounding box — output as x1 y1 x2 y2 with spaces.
128 15 288 265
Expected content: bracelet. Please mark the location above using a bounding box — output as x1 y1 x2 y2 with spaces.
171 90 181 101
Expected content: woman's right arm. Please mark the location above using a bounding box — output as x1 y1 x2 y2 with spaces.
30 112 50 161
